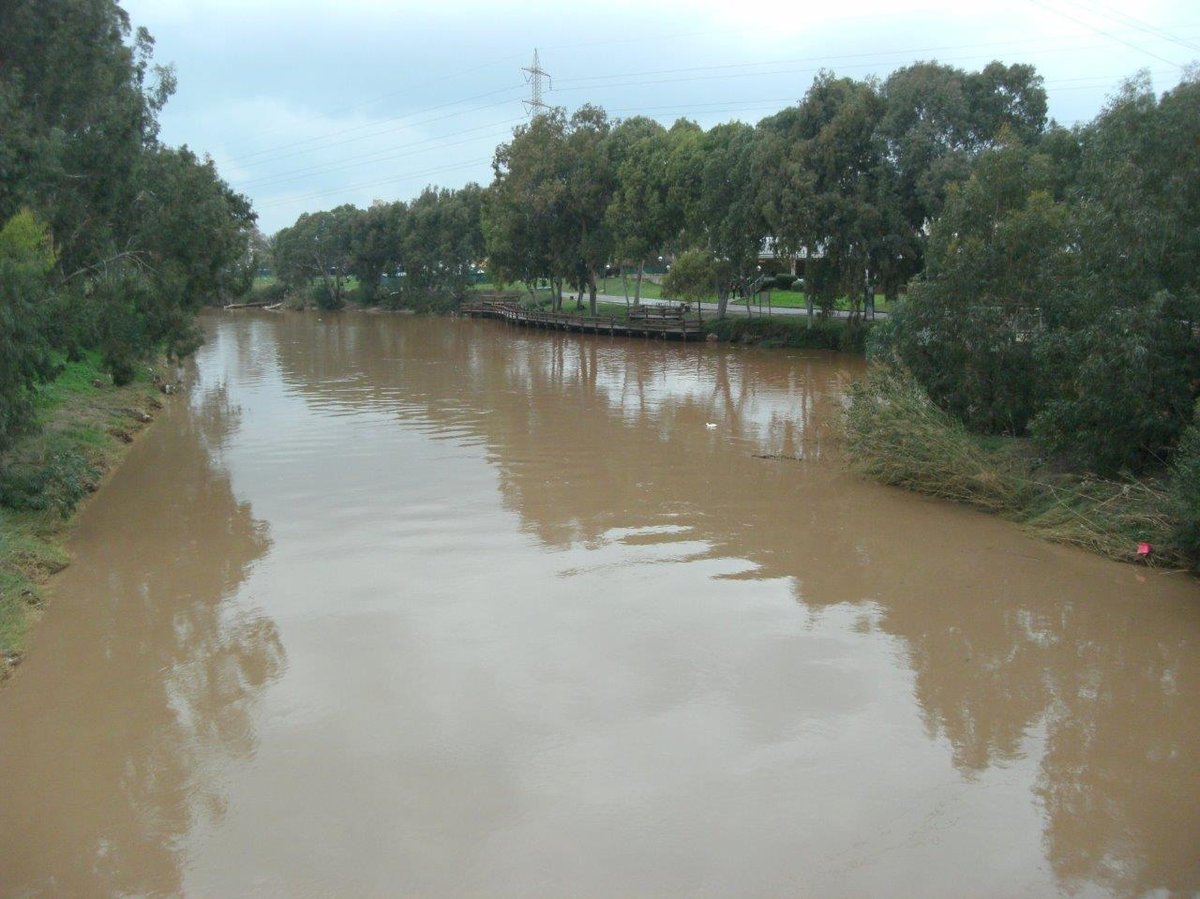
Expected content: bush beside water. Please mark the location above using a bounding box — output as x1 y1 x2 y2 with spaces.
845 366 1196 568
705 315 868 352
0 353 161 674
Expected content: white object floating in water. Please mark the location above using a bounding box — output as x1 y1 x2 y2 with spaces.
706 422 718 429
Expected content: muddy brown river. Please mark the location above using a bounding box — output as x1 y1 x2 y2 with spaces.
1 312 1198 897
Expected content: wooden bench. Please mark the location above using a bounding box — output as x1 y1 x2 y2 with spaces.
628 303 689 321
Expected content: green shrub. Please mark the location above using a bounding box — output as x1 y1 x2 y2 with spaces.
1169 399 1200 565
1031 297 1200 476
704 315 866 351
309 283 345 311
0 210 56 452
845 366 1181 563
886 292 1040 435
247 281 288 305
0 450 100 518
774 273 795 291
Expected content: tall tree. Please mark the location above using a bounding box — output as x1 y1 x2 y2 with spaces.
484 110 570 307
562 105 615 315
273 205 356 309
0 211 57 450
606 117 673 304
0 0 176 275
877 61 1049 293
404 184 486 298
670 120 764 318
350 201 404 304
884 140 1072 434
1029 73 1200 473
0 0 253 390
758 73 889 319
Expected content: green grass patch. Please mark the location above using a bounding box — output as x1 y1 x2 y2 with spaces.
844 366 1190 567
0 352 163 678
597 278 666 301
730 289 896 313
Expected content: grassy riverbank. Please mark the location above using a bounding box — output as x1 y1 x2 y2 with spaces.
0 352 165 678
844 367 1197 569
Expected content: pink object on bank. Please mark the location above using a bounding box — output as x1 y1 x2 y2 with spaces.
1137 542 1153 556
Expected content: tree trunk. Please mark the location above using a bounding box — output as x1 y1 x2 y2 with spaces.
635 260 644 304
621 264 630 306
587 268 598 317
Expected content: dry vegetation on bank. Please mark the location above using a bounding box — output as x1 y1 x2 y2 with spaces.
844 366 1196 569
849 367 1195 568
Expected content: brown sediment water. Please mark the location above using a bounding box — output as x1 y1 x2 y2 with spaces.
1 311 1197 897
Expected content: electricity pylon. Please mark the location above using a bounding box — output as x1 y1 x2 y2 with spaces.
522 49 551 118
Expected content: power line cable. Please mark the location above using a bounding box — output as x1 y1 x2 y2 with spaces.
220 48 528 158
227 83 526 165
238 119 525 189
255 159 492 210
1026 0 1185 67
1054 0 1200 53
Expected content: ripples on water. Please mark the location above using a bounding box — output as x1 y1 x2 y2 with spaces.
0 311 1196 898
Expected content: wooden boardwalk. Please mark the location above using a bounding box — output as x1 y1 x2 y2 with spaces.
461 300 708 342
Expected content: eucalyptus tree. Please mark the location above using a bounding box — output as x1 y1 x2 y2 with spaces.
0 211 57 451
877 61 1049 287
484 110 570 306
1029 73 1200 473
80 145 257 381
442 182 487 288
404 184 486 298
667 120 765 318
1 0 256 389
563 105 616 315
273 205 357 309
883 139 1072 435
485 106 616 312
757 73 891 319
0 0 176 276
351 201 405 304
605 117 673 304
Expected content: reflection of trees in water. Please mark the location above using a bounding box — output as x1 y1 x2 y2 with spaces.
1035 620 1200 897
0 376 284 897
266 312 1200 896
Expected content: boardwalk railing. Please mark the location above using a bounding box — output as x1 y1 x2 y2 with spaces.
461 300 707 342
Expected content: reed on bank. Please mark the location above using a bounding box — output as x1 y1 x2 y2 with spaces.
843 366 1194 568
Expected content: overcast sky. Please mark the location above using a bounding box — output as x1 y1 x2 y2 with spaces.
120 0 1199 234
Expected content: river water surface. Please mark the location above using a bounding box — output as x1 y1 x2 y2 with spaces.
2 312 1198 897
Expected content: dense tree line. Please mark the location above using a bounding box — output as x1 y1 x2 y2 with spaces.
0 0 255 451
291 62 1048 315
271 185 485 310
276 60 1198 478
880 73 1200 476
